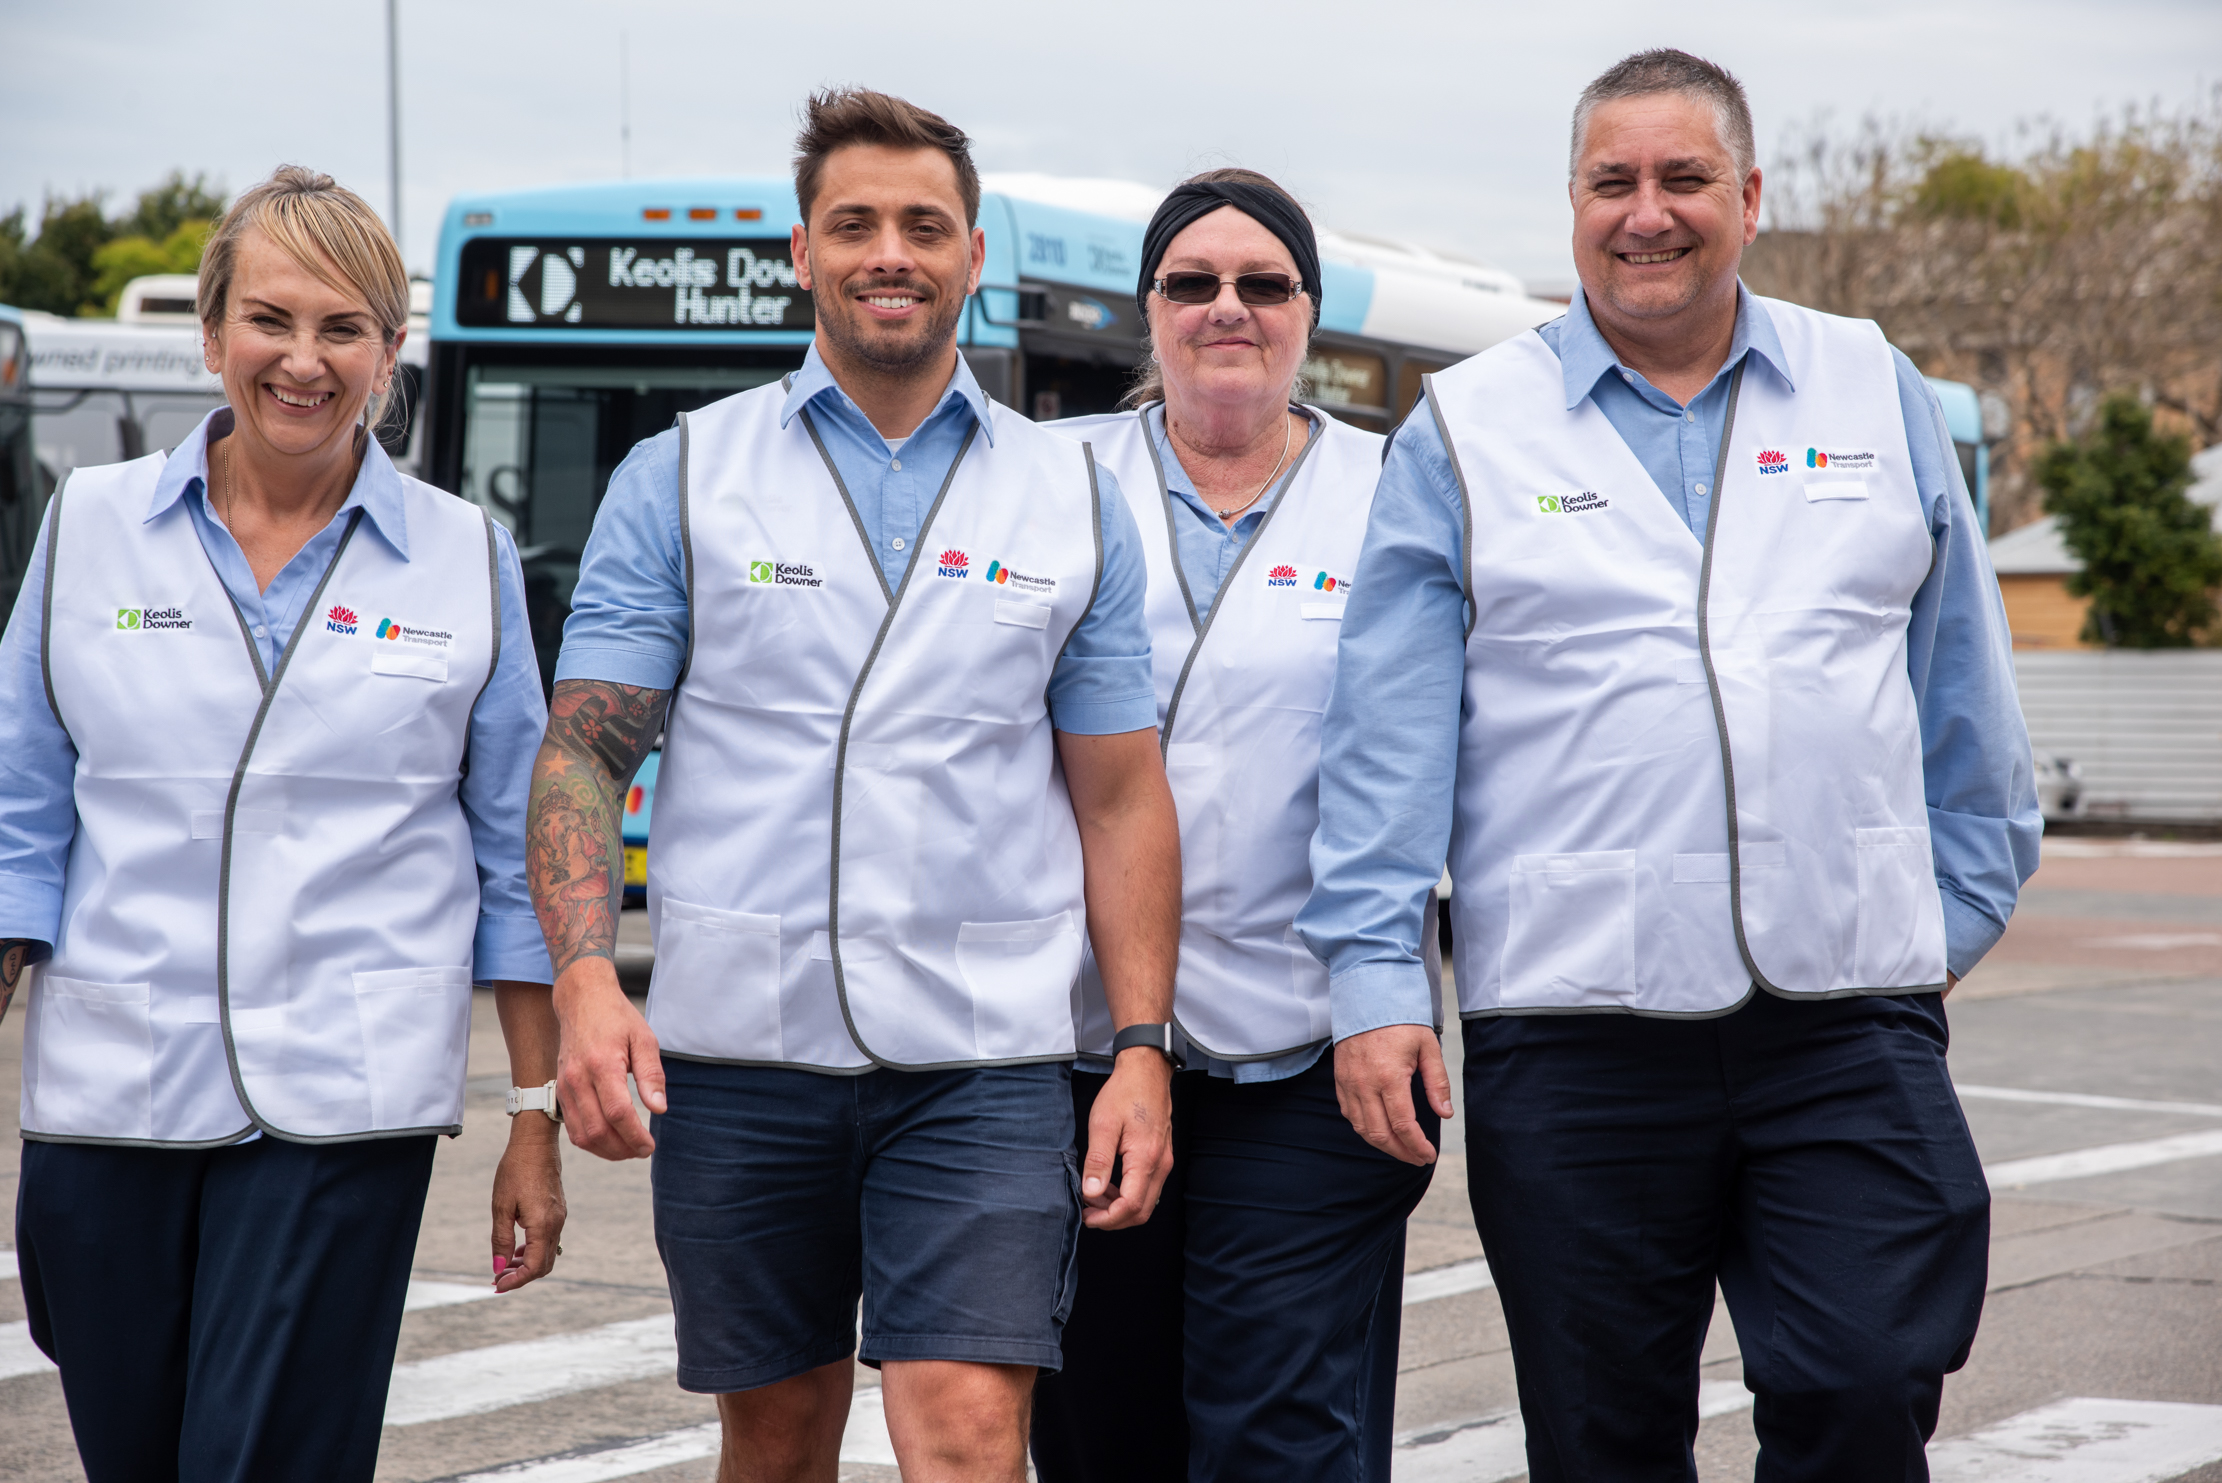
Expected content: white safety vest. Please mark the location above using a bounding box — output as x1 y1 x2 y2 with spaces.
1430 296 1946 1017
1055 406 1399 1059
646 379 1103 1070
24 438 499 1144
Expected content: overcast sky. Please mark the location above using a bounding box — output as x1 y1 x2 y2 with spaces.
7 0 2219 287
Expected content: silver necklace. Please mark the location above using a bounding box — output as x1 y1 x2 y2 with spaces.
1210 413 1295 522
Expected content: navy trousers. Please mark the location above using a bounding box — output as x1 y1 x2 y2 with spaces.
15 1134 437 1483
1463 989 1989 1483
1034 1055 1435 1483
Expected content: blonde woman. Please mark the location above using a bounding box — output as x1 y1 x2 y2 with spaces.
0 167 561 1481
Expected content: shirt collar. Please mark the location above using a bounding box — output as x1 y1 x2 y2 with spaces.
778 342 996 447
148 406 413 559
1556 282 1795 410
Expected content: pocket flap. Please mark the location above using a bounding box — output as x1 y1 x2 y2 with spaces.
353 966 474 995
1803 480 1869 502
660 899 780 936
992 600 1052 630
1512 850 1635 878
42 976 150 1004
957 911 1075 943
1299 602 1346 621
373 649 449 682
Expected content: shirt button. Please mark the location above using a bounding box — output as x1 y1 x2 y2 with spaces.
891 458 902 471
252 625 266 637
1621 372 1634 382
1685 411 1695 422
1695 483 1709 495
891 537 906 551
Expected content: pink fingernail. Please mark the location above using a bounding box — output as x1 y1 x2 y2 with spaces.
493 1256 508 1274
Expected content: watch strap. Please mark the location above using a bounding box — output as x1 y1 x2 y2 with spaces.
1111 1022 1181 1067
505 1080 562 1122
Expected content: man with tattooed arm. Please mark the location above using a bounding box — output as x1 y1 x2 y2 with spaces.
526 88 1179 1483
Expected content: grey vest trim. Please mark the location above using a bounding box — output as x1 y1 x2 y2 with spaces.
1137 405 1205 635
826 423 1014 1072
1422 377 1480 640
676 409 698 687
799 405 896 607
38 472 71 738
469 508 503 716
215 510 381 1143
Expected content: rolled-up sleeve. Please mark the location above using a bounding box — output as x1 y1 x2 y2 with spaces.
1895 353 2042 976
1048 466 1158 736
464 522 555 984
0 519 81 947
1299 402 1469 1040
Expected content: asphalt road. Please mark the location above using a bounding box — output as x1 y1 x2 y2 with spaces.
2 838 2218 1482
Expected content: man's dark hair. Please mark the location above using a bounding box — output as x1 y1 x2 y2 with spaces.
793 87 981 227
1571 49 1754 178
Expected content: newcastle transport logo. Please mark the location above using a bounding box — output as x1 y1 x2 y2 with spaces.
1266 564 1300 588
985 560 1057 595
1313 570 1352 593
1757 450 1790 475
1808 447 1878 471
326 605 359 635
937 549 971 579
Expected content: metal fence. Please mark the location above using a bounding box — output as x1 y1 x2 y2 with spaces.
2015 651 2222 822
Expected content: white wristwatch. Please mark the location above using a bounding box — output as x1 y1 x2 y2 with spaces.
506 1080 563 1123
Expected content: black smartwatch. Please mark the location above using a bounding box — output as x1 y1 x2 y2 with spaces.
1111 1021 1183 1069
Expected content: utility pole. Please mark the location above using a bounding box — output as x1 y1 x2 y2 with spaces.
387 0 403 256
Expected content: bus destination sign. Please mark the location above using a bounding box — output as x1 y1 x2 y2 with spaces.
457 237 813 331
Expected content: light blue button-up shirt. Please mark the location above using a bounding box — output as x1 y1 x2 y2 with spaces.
556 347 1158 737
0 409 553 984
1299 287 2042 1040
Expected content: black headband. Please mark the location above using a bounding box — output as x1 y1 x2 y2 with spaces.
1136 181 1322 329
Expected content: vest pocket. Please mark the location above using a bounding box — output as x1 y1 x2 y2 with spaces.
648 900 783 1061
31 975 154 1136
1851 827 1946 987
353 967 474 1130
958 912 1083 1061
1500 852 1637 1007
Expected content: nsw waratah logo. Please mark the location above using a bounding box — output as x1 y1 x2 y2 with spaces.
1757 450 1790 475
326 604 359 635
1266 564 1299 588
937 548 970 579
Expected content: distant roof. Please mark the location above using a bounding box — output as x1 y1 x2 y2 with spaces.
1992 444 2222 575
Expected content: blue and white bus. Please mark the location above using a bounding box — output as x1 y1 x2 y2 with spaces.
423 173 1564 692
422 174 1564 894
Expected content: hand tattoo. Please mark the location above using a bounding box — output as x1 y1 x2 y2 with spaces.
527 681 670 979
0 939 31 1026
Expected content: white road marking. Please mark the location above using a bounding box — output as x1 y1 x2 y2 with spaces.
404 1279 502 1312
437 1388 896 1480
0 1321 57 1380
1958 1085 2222 1119
1984 1129 2222 1189
1403 1258 1494 1305
1390 1383 1750 1480
385 1314 677 1426
2 1248 14 1282
1928 1396 2222 1481
2082 933 2222 952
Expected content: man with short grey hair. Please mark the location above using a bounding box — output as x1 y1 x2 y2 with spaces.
1302 48 2039 1480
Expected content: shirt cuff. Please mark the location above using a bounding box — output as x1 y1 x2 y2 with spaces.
0 875 63 948
1048 694 1158 736
1329 960 1438 1042
550 645 683 691
474 912 555 985
1939 884 2004 981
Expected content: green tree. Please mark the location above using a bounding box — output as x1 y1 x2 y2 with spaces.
2039 395 2222 646
0 172 226 317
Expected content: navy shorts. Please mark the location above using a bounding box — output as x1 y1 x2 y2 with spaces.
651 1057 1082 1393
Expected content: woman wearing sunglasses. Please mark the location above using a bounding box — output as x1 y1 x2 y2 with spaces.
1032 170 1439 1482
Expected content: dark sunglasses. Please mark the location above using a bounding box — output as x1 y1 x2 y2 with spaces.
1153 271 1305 307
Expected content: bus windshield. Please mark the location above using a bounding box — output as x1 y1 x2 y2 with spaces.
457 355 791 678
